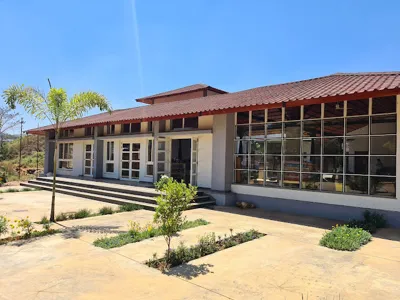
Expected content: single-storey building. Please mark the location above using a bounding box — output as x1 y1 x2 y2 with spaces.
27 72 400 226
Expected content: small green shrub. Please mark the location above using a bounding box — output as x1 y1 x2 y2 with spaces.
320 225 372 251
118 203 143 212
0 216 8 237
40 216 49 224
347 210 388 233
40 216 51 231
98 206 114 215
73 209 92 219
5 188 19 193
55 212 69 222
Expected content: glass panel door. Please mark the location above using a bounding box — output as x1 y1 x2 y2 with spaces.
104 141 116 177
131 143 140 180
84 144 93 176
191 138 198 185
157 138 171 180
121 143 130 179
120 142 141 180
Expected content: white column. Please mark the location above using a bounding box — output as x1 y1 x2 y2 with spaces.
153 121 159 183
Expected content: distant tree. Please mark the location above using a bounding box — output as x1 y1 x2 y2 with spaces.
2 84 112 221
0 107 19 161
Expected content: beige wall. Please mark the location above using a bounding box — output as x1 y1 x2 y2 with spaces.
199 115 213 130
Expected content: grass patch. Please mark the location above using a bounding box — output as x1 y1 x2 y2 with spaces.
146 229 265 270
320 225 372 251
98 206 114 215
72 209 92 219
118 203 143 212
55 212 69 221
0 229 61 245
93 219 209 249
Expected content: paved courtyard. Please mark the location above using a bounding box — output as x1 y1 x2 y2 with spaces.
1 191 400 299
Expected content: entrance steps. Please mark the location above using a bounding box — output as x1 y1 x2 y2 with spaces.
21 177 215 211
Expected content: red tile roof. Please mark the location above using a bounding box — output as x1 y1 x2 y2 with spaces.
136 83 227 103
27 72 400 134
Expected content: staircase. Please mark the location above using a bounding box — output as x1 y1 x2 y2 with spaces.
21 177 215 211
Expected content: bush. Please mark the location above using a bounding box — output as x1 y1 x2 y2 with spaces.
55 212 69 221
147 229 265 270
73 209 91 219
118 203 143 212
0 216 8 237
98 206 114 215
320 225 372 251
347 210 387 233
40 216 51 231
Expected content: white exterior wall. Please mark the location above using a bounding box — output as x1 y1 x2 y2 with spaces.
231 94 400 213
197 134 213 188
56 140 92 177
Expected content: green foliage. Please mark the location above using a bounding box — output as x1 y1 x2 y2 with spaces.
9 217 35 237
40 216 51 231
146 229 265 270
98 206 114 215
347 210 388 233
154 176 197 260
118 203 143 212
320 225 372 251
0 216 8 237
55 212 69 222
72 209 91 219
93 219 209 249
0 229 61 245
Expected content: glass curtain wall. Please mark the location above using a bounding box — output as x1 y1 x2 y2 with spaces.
234 96 397 198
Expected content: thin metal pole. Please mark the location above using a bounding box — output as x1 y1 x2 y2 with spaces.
36 123 39 177
18 118 24 180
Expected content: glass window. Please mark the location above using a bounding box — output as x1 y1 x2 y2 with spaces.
324 102 344 118
147 165 154 176
235 140 250 154
323 157 343 173
184 117 198 129
283 173 300 188
147 140 153 162
302 173 321 190
345 176 369 194
250 124 265 138
236 125 250 139
122 123 130 133
266 123 282 138
321 175 343 192
237 112 249 124
303 104 321 119
345 156 368 174
235 156 248 169
249 171 264 185
131 123 141 133
107 124 115 135
303 120 321 137
372 96 396 114
266 140 281 154
172 118 183 129
235 170 248 184
347 99 369 116
302 156 320 173
265 171 281 187
345 136 368 154
285 107 301 121
251 110 265 123
267 108 282 122
371 115 396 135
323 137 343 155
302 138 321 155
250 140 264 154
346 117 369 136
266 155 281 171
370 177 396 197
284 122 301 138
370 136 396 155
324 118 344 136
283 139 300 155
148 121 153 133
106 163 114 173
250 155 264 170
283 156 300 171
370 156 395 176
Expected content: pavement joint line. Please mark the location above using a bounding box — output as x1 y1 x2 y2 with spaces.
59 223 235 300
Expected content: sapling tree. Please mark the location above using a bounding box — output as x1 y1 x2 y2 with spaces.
2 84 112 221
154 176 197 262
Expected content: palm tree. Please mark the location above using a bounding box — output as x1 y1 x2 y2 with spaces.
2 84 112 221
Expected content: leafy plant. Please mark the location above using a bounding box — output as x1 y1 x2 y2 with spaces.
146 229 265 270
3 83 112 221
118 203 143 212
98 206 114 215
40 216 51 231
320 224 372 251
55 212 69 222
347 210 388 233
10 217 35 237
73 209 91 219
0 216 8 237
154 176 197 261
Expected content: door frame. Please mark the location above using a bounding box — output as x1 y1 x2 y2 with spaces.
83 142 94 177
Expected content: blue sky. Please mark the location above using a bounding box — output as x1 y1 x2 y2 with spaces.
1 0 400 132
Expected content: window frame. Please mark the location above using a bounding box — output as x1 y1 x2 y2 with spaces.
58 142 73 170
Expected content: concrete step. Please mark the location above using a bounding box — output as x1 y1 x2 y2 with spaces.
21 179 215 210
25 180 211 205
